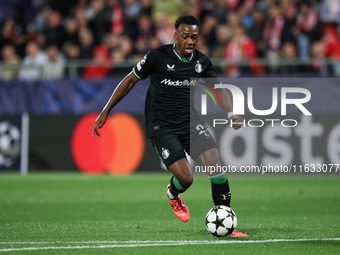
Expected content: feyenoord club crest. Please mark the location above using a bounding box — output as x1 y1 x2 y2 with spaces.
162 148 170 159
195 61 202 73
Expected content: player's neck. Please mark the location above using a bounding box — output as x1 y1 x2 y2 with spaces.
173 43 193 62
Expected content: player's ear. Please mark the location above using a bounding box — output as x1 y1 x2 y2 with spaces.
174 31 178 41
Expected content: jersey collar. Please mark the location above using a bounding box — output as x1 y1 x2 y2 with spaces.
173 43 194 62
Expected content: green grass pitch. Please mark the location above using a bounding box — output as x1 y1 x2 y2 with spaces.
0 172 339 254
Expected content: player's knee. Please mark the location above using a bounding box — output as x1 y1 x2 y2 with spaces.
176 170 193 189
205 153 221 166
199 149 222 167
179 175 193 189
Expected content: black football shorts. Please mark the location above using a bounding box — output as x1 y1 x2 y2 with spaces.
151 121 217 168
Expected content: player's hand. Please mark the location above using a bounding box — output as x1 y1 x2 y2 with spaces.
92 111 108 137
229 115 243 130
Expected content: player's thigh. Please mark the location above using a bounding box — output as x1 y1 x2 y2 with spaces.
182 121 217 162
151 133 187 169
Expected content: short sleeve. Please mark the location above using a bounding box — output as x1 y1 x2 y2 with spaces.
202 57 220 87
132 50 156 80
203 58 218 79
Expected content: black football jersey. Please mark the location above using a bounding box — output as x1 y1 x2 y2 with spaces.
132 44 217 138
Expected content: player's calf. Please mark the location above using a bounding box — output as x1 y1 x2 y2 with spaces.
167 175 192 199
209 172 231 207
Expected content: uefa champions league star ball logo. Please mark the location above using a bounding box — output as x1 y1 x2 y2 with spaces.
0 121 21 167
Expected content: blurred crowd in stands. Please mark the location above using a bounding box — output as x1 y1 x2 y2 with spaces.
0 0 340 79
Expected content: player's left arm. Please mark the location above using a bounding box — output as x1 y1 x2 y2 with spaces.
203 58 243 130
215 88 243 130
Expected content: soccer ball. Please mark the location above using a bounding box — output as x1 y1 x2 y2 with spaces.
205 205 237 237
0 121 21 167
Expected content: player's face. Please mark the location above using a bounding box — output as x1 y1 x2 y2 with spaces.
174 24 199 58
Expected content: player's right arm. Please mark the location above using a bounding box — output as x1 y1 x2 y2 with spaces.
92 50 154 137
92 71 139 137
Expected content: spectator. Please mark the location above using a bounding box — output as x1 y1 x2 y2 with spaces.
78 28 95 60
279 42 301 74
256 0 277 14
75 7 89 31
18 41 47 80
239 6 254 30
211 24 230 58
62 42 80 77
263 4 293 72
226 0 241 11
155 15 176 44
87 0 111 44
85 0 105 22
135 14 156 53
309 0 323 12
243 0 257 12
226 11 241 32
119 35 134 58
152 0 188 24
109 47 132 75
140 0 153 16
187 0 202 19
320 0 340 23
123 0 142 40
105 34 121 52
196 40 209 56
1 18 28 58
83 47 111 79
91 34 115 64
43 45 65 79
111 47 125 63
48 0 79 18
33 7 49 32
107 0 125 35
223 25 258 77
294 1 322 60
247 9 266 57
63 43 80 60
35 32 47 51
0 44 20 80
263 4 285 51
200 15 219 46
44 11 67 49
320 25 340 76
88 0 126 44
1 0 339 78
214 0 228 23
147 36 162 50
310 41 328 74
281 0 297 26
281 42 297 59
65 18 80 45
1 18 16 45
136 34 161 54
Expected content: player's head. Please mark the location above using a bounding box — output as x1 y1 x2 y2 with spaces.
174 15 200 31
174 15 200 58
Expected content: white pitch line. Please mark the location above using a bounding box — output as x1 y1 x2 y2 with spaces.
0 238 339 252
0 241 180 245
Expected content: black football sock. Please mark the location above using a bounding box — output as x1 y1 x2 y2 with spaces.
210 173 231 207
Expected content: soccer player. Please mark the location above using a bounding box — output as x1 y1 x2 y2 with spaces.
92 15 247 237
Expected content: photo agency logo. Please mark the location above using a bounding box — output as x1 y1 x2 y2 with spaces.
198 82 312 128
